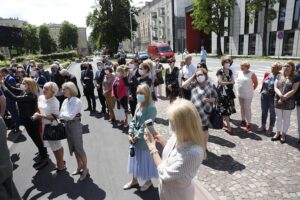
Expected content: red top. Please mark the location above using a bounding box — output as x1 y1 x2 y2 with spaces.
112 77 127 100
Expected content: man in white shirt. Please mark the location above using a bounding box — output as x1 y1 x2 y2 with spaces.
181 55 196 100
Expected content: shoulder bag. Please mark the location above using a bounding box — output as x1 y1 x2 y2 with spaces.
43 114 67 141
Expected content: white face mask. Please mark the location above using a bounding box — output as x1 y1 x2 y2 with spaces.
20 84 26 91
138 69 144 76
197 75 206 83
224 63 230 69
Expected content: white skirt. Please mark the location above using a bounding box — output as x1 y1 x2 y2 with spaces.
44 140 62 152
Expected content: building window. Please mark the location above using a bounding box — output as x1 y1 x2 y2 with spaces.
248 34 256 55
282 30 294 56
244 0 250 34
254 12 259 33
293 0 300 29
224 36 229 54
278 0 287 30
238 35 244 55
268 32 276 56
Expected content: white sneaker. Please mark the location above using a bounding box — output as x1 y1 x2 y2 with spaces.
140 180 152 192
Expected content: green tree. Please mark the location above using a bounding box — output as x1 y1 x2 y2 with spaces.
22 24 40 54
86 0 138 53
191 0 233 56
59 21 78 50
247 0 279 56
39 25 57 54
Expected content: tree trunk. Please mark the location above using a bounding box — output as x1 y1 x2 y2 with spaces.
217 32 223 56
262 0 269 56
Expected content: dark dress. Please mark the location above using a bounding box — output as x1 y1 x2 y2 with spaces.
216 68 236 116
165 67 180 98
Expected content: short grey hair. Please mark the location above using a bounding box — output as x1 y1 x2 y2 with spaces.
51 64 59 69
44 82 59 96
62 82 78 97
60 69 69 76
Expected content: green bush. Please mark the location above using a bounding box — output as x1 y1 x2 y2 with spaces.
0 60 10 67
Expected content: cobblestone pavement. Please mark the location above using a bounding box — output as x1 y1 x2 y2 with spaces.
154 78 300 200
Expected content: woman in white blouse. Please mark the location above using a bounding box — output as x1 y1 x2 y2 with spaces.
59 82 89 181
32 82 65 172
144 99 214 200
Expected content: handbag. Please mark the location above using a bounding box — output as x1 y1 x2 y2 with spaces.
209 104 223 129
43 115 66 141
113 104 126 121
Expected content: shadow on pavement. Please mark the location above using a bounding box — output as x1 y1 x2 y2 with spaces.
285 135 300 150
203 151 246 174
22 166 106 200
7 131 27 143
11 153 20 171
133 186 160 200
208 135 236 148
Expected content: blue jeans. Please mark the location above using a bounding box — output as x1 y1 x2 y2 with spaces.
261 93 275 127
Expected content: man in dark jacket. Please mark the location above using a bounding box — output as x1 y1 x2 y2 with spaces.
0 68 20 132
94 62 107 114
50 64 65 108
81 63 96 112
0 117 21 200
60 69 81 98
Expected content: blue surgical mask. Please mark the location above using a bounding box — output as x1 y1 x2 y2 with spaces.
137 94 145 103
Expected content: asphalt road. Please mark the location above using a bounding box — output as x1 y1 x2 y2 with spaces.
11 62 159 200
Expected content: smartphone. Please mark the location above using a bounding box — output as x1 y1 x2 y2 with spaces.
145 119 156 135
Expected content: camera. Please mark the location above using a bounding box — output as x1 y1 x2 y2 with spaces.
129 143 135 157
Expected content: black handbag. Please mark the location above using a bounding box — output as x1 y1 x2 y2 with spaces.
43 115 66 141
209 104 223 129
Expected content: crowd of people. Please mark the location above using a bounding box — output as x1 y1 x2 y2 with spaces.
1 53 300 199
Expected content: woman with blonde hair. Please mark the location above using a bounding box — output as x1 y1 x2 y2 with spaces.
124 83 158 192
1 77 49 169
236 60 258 132
59 82 89 181
33 82 65 172
144 99 213 200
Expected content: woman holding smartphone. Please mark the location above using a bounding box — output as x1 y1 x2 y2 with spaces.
144 99 214 200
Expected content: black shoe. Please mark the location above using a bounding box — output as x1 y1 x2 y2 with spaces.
84 108 92 111
271 134 281 141
35 159 49 170
14 128 21 133
92 108 96 113
100 110 107 114
298 139 300 144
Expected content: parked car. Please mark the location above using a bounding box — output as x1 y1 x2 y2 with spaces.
135 52 149 60
148 43 174 62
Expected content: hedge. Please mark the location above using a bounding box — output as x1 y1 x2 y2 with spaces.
14 51 78 63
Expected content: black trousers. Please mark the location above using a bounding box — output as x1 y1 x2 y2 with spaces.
23 118 48 159
84 88 96 110
0 175 21 200
129 98 137 117
97 88 107 112
182 89 191 100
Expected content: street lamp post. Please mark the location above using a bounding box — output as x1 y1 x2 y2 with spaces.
129 8 133 53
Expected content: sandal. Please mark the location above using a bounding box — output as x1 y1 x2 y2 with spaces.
123 181 139 190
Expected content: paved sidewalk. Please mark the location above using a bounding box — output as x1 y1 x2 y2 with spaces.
154 89 300 200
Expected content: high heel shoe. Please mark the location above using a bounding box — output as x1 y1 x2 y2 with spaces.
280 134 286 144
271 133 281 141
72 168 83 176
79 169 90 181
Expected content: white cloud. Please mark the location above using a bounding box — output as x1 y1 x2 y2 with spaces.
0 0 96 27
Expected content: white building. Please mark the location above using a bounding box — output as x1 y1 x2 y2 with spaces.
47 23 88 56
218 0 300 56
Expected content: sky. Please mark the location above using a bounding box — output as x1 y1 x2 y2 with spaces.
0 0 148 36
